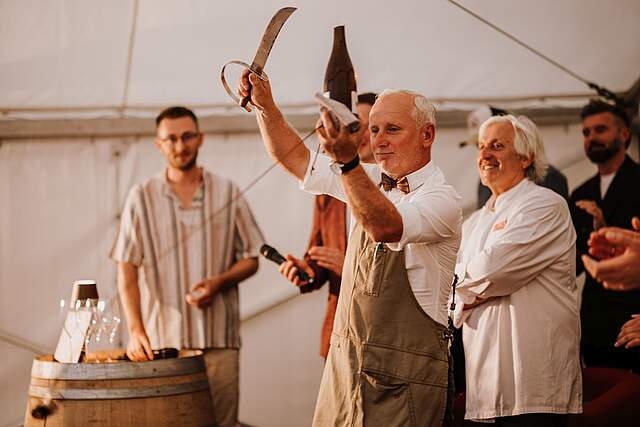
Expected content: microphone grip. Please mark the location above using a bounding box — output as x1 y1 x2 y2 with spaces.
260 244 313 283
294 268 312 283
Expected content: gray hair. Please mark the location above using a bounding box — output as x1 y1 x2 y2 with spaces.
378 89 437 128
478 114 549 183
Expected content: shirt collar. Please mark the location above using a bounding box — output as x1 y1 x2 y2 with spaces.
160 167 207 203
488 178 531 212
381 161 435 194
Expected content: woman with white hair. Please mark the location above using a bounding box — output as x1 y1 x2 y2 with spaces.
452 115 583 426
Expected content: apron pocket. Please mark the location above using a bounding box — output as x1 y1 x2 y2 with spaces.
362 343 448 386
356 242 388 297
360 370 416 427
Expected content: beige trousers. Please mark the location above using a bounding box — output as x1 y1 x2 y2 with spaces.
203 348 240 427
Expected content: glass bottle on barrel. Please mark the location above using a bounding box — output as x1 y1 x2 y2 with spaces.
324 25 358 114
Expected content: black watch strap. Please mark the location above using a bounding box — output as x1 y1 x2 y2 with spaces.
340 155 360 174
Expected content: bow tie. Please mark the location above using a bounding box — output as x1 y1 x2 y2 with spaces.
380 173 410 194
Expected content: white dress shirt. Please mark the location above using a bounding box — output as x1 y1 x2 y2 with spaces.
302 155 462 326
599 172 615 198
453 178 582 420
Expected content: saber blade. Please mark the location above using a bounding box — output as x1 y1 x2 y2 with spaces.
249 7 297 74
240 7 297 108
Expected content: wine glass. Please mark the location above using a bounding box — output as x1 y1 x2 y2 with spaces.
98 298 122 362
77 299 98 362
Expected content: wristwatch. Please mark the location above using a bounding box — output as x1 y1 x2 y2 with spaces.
330 155 360 175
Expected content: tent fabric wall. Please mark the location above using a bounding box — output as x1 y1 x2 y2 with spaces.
0 132 316 427
0 122 602 426
0 139 117 427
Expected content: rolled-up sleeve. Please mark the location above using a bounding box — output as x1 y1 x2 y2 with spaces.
300 155 381 203
299 155 346 201
388 186 462 250
233 190 265 260
109 186 143 266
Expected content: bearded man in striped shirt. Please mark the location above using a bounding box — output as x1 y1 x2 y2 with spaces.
111 106 264 427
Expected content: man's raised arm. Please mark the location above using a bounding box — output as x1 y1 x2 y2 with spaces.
238 70 310 180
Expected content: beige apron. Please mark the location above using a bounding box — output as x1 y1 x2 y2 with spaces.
312 223 450 427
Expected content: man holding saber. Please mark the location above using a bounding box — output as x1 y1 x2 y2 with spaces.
237 70 461 426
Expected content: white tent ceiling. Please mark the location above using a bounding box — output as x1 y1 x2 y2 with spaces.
2 0 640 119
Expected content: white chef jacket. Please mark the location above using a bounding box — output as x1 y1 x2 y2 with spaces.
453 178 582 420
302 155 462 327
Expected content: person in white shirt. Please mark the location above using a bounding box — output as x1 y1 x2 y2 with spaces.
237 71 461 426
453 115 582 426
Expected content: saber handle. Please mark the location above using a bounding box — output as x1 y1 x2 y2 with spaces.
241 66 261 110
240 84 252 109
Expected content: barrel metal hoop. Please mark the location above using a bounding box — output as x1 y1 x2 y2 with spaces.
29 379 210 400
31 357 206 380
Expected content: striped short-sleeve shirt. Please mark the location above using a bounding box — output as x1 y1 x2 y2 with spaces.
110 169 264 349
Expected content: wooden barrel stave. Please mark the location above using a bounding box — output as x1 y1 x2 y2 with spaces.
24 350 215 427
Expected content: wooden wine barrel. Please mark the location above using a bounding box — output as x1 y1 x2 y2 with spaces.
24 350 214 427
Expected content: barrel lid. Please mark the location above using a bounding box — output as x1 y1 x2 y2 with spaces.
31 350 205 380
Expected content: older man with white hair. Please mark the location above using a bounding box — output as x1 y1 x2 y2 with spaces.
453 115 582 426
237 70 462 426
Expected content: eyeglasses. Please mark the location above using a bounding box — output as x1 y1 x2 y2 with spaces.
158 131 200 145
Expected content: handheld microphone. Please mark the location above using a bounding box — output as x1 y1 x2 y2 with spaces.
260 244 313 283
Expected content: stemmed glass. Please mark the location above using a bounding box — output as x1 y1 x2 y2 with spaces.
100 298 122 362
78 299 99 362
57 297 121 363
106 299 122 346
82 298 122 362
57 297 93 361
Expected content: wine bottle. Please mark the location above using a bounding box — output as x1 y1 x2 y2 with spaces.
323 26 358 113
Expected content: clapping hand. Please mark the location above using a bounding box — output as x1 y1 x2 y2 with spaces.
308 246 345 276
575 199 606 230
582 217 640 291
